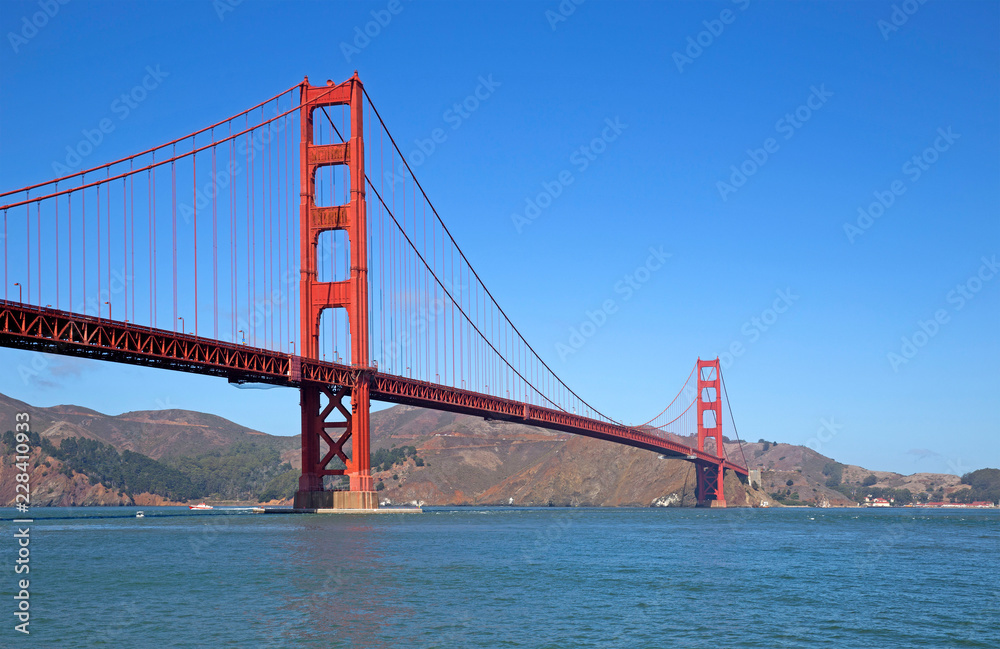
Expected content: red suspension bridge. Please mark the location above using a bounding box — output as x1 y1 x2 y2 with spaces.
0 74 747 509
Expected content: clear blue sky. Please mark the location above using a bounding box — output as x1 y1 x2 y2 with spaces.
1 0 997 475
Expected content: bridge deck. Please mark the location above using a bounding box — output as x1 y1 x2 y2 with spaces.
0 300 745 475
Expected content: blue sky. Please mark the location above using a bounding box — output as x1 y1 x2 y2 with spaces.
1 0 997 475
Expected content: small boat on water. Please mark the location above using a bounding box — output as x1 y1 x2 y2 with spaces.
136 511 145 518
189 503 214 510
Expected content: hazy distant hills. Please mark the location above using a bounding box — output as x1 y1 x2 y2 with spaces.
0 392 973 507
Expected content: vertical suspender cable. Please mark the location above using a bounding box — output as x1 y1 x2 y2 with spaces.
171 150 177 330
82 180 87 309
105 181 109 315
122 176 127 320
55 188 60 309
152 155 157 327
266 111 272 350
148 166 152 326
96 183 100 313
212 135 218 341
245 123 251 344
36 202 40 304
130 162 135 322
69 195 72 309
193 139 198 335
274 109 281 351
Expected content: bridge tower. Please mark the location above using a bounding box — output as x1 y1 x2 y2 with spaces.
294 74 376 510
695 357 727 507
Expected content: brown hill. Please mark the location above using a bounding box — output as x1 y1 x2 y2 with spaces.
367 405 762 507
0 393 968 507
0 392 299 460
740 441 964 505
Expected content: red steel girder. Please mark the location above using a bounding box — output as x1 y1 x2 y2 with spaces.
0 300 745 479
0 300 292 384
367 372 746 476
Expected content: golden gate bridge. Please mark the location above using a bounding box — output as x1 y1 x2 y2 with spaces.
0 74 747 509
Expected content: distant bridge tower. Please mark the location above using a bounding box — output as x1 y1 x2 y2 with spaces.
695 357 727 507
294 74 376 510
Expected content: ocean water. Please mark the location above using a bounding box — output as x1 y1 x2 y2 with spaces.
1 506 997 648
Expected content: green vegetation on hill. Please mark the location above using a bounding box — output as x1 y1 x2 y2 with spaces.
4 431 198 501
3 432 298 502
165 442 292 501
769 489 804 505
952 469 1000 503
372 445 420 472
258 468 300 502
2 430 51 455
822 462 844 488
829 480 914 505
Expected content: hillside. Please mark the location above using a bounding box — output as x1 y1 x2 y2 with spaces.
738 440 966 505
0 393 301 505
0 393 985 507
365 405 762 506
0 393 299 461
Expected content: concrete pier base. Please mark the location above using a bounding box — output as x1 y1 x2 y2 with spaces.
293 490 378 510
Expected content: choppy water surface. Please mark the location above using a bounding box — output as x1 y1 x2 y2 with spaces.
1 506 997 648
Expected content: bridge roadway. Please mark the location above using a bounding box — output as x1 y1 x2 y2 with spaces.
0 300 745 476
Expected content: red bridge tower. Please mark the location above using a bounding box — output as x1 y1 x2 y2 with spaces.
294 74 376 510
695 357 727 507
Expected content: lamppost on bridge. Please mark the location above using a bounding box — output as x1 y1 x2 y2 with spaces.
105 301 111 321
290 341 295 355
178 316 184 334
13 282 21 303
238 329 245 345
